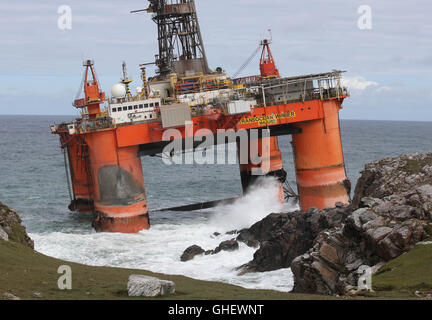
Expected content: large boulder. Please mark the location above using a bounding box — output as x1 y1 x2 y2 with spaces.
127 275 175 297
0 202 33 248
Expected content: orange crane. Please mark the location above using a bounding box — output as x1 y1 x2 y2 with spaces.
259 39 280 79
73 60 106 119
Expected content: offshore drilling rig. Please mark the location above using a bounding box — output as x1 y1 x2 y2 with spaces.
51 0 351 233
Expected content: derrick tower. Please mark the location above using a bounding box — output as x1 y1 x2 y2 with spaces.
148 0 210 76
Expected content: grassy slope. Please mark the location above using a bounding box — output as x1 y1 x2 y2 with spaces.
1 238 431 300
0 240 324 300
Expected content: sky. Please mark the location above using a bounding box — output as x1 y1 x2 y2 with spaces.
0 0 431 121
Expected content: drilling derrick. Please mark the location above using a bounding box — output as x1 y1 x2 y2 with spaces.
148 0 210 76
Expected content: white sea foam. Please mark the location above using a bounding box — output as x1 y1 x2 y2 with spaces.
31 177 298 292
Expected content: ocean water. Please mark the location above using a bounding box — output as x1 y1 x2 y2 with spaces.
0 115 431 292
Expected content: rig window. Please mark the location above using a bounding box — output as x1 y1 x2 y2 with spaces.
144 104 149 108
128 106 132 110
139 104 143 109
155 102 160 107
149 103 154 108
112 108 117 112
134 105 138 110
123 106 127 111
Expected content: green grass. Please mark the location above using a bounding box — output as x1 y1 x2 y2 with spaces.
1 238 431 300
0 239 325 300
373 244 432 293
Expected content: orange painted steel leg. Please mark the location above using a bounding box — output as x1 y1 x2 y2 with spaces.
238 136 286 203
85 130 149 233
66 137 93 212
292 100 350 211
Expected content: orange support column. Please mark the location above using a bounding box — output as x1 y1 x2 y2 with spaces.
238 136 286 202
292 100 350 211
85 129 149 233
66 137 93 212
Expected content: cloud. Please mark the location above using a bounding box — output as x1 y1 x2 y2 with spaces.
0 0 431 120
342 77 378 91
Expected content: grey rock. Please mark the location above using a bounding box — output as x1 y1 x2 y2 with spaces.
376 236 402 261
366 227 393 244
127 275 175 297
362 216 385 230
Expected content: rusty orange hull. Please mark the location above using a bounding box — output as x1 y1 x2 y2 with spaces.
83 129 150 233
292 99 350 210
66 136 93 212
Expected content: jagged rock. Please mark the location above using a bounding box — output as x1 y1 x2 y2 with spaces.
32 292 43 298
237 206 350 274
213 239 239 254
127 275 175 297
180 245 205 262
290 152 431 295
353 152 432 208
0 226 8 241
365 227 392 245
0 202 34 249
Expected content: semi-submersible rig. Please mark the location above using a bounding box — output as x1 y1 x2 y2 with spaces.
51 0 351 233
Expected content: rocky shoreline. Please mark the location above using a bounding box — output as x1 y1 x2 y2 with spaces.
0 202 34 249
181 152 432 296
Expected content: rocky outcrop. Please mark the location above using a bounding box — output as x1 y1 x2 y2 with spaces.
229 152 432 296
290 152 432 295
291 206 427 295
353 152 432 208
0 202 34 249
236 205 349 274
127 275 175 297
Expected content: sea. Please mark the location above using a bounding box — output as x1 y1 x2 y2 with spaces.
0 115 431 292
